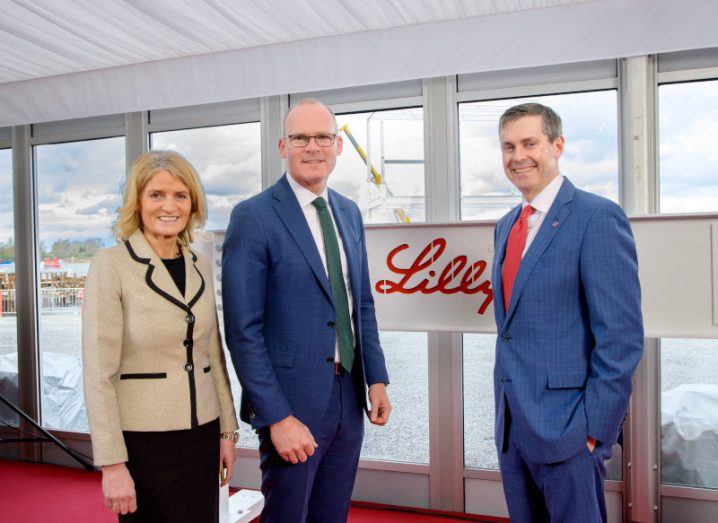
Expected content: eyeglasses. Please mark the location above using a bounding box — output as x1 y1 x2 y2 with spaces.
285 133 337 147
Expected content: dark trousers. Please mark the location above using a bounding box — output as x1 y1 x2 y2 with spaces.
499 424 613 523
258 370 364 523
119 418 220 523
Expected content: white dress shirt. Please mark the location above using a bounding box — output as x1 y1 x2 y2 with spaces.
286 173 355 363
522 174 564 257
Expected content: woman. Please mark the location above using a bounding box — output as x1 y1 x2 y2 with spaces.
82 150 238 522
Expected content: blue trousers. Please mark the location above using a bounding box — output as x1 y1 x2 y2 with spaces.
499 425 613 523
257 370 364 522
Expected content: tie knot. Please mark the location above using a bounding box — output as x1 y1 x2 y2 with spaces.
312 197 328 211
520 205 534 219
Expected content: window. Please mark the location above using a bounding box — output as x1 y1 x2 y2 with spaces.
659 79 718 213
459 91 619 220
463 333 498 470
151 123 262 231
661 338 718 489
35 137 125 432
331 108 425 224
361 331 429 463
0 148 17 426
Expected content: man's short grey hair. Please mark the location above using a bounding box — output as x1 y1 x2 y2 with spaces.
499 103 563 143
283 98 338 134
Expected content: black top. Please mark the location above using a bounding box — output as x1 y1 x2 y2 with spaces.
162 254 186 297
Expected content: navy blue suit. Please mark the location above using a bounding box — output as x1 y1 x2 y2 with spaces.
222 175 389 522
492 178 643 521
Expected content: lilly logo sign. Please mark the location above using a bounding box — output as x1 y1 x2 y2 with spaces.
374 238 494 316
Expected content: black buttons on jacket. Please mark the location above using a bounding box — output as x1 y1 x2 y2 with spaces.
183 339 192 348
184 363 194 372
185 314 195 324
501 333 511 342
326 356 335 363
327 321 335 328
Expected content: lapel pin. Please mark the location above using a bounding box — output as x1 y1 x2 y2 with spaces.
551 221 560 228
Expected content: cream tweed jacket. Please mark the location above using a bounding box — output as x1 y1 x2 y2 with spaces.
82 230 238 466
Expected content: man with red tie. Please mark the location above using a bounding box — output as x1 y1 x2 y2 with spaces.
491 103 643 522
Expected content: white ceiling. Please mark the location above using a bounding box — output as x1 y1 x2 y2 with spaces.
1 0 716 126
0 0 584 84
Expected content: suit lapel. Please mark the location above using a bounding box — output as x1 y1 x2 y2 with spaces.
502 178 575 329
182 247 205 309
329 190 361 302
272 175 333 301
125 230 199 313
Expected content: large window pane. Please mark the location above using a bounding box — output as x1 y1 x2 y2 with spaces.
459 91 619 220
463 333 498 469
0 148 17 426
361 331 428 463
659 79 718 213
151 122 262 231
661 338 718 489
35 137 125 432
331 108 425 224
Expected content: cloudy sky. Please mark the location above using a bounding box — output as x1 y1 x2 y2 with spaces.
659 79 718 213
152 122 261 231
1 81 716 249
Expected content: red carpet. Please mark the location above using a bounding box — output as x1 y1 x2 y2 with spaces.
0 460 501 522
0 460 113 523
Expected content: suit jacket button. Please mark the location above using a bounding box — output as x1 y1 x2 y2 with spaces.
326 356 335 363
184 363 193 372
501 334 510 342
185 314 195 324
327 321 335 328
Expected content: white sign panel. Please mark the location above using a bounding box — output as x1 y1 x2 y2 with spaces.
366 223 496 333
203 214 718 339
630 215 718 339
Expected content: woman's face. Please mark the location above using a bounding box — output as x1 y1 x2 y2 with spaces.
139 170 192 242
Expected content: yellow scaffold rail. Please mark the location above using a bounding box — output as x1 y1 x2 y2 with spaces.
339 124 382 186
339 123 411 223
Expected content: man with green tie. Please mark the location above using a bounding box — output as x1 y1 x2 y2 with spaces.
223 98 392 522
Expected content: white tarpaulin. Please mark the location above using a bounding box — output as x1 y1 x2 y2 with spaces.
1 0 718 125
661 384 718 489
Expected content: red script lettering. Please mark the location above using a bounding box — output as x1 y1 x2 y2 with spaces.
375 238 493 315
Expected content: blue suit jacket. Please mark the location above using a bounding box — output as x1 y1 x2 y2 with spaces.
222 175 389 432
492 178 643 463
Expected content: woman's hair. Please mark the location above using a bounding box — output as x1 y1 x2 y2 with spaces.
114 150 207 245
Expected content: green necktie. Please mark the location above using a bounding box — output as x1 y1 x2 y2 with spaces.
312 197 355 373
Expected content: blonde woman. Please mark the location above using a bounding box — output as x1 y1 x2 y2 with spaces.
83 150 238 522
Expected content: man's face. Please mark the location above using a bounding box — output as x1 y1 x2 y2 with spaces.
499 115 564 202
279 103 343 194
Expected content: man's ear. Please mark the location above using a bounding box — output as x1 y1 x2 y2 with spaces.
553 135 565 159
335 134 343 156
278 137 287 159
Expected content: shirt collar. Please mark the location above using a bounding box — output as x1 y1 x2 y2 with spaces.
523 174 564 214
286 171 329 209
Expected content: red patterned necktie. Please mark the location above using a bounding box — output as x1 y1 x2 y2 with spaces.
502 205 534 312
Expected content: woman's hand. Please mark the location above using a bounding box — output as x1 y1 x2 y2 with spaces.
101 463 137 515
219 438 236 486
